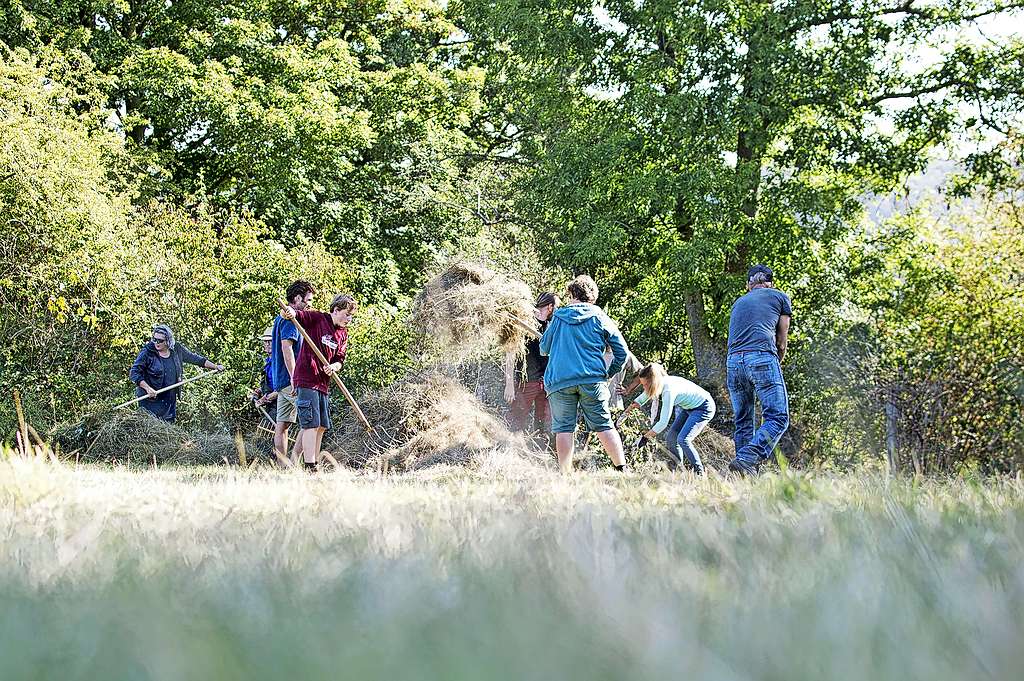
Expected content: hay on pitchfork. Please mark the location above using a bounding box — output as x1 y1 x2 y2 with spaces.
326 370 541 472
411 263 539 360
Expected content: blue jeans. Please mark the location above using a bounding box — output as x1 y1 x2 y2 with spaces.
664 399 716 473
727 351 789 470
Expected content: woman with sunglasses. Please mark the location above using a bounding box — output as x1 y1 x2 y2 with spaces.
129 324 224 422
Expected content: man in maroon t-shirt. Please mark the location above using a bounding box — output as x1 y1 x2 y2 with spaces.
281 293 357 470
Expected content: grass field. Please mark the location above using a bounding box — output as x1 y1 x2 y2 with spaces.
2 450 1023 680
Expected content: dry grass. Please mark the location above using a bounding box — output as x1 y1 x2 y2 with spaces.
56 411 245 466
327 369 542 472
1 452 1023 680
411 262 538 360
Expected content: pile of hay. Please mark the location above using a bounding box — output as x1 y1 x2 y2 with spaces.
693 426 736 471
327 370 538 472
411 263 539 360
67 411 247 466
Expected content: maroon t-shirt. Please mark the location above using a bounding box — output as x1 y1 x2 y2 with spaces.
292 310 349 394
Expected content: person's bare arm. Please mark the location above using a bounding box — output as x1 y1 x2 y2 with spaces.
776 315 791 363
617 377 641 397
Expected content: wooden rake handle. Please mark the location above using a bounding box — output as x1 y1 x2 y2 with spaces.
116 369 221 409
507 314 541 340
277 299 374 433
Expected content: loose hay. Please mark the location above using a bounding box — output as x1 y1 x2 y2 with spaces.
411 263 538 360
327 370 541 473
67 411 249 466
694 426 737 471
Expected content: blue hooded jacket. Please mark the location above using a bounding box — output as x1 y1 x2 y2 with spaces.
540 303 628 394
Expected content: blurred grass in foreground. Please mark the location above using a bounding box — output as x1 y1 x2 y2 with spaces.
1 451 1022 680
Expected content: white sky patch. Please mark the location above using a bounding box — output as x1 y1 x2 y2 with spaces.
592 3 628 35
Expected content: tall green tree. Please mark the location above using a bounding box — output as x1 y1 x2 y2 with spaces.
2 0 487 297
459 0 1024 384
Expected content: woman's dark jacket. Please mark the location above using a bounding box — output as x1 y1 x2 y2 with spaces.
129 342 208 421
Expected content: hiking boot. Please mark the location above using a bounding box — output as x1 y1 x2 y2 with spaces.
728 459 756 476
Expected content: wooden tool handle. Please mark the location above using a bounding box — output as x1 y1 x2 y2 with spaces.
508 315 541 340
117 370 220 409
277 299 373 432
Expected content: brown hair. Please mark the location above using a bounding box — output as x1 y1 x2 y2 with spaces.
566 275 598 304
286 280 315 304
638 362 666 400
330 294 356 312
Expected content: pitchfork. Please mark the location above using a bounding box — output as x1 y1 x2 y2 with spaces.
277 299 394 456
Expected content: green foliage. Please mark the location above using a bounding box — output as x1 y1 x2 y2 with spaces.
1 0 1023 475
459 0 1024 381
0 48 413 435
3 458 1024 679
342 302 418 391
799 203 1024 472
2 0 491 299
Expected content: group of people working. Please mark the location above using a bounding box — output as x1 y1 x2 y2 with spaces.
129 264 790 475
503 265 791 475
258 282 357 470
129 281 356 470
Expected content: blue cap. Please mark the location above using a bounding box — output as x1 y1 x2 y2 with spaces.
747 264 774 281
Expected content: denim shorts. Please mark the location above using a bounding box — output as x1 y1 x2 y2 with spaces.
296 387 331 430
548 382 613 434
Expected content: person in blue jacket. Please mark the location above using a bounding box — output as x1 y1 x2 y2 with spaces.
540 275 631 473
129 324 223 422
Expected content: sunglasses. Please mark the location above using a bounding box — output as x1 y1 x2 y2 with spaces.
151 337 167 344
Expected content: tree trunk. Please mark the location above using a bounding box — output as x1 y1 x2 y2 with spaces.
124 95 148 145
684 291 727 387
884 387 900 475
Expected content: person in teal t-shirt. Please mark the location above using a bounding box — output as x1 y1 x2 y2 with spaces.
617 363 716 474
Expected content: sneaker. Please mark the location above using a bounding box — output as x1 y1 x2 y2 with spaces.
613 463 632 473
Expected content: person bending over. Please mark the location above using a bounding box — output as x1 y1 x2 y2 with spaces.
617 363 716 475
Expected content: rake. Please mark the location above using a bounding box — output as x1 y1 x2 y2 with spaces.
504 312 541 340
276 299 394 456
114 369 222 409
